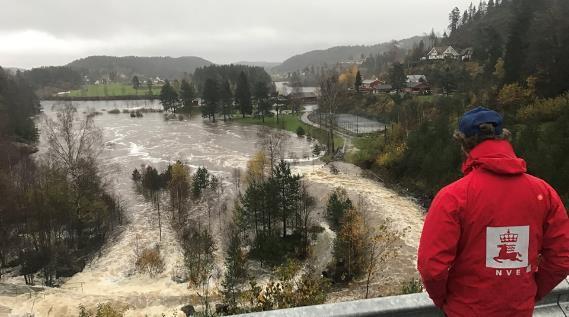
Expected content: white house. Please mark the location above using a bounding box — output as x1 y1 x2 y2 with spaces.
427 46 462 60
406 75 427 83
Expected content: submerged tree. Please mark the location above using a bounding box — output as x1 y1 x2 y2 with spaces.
235 71 252 118
202 79 219 122
179 79 196 115
159 80 179 112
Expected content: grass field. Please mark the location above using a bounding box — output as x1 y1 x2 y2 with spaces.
68 83 162 97
235 114 344 149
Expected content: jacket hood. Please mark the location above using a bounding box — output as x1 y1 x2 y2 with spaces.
461 139 527 175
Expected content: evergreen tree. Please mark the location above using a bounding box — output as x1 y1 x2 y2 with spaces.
448 7 461 33
132 75 140 93
503 0 532 84
461 10 469 25
159 80 179 112
326 188 353 230
333 208 367 281
179 79 196 114
219 79 233 121
354 70 362 92
388 62 407 92
192 167 211 199
202 79 218 122
221 224 248 313
146 79 153 96
254 81 270 122
235 72 252 118
272 160 301 239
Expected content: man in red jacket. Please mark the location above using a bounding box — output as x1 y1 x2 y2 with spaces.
417 107 569 316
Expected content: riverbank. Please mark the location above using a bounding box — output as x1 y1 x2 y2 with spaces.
234 114 344 152
44 95 159 101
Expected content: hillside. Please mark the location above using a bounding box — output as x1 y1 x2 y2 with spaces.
272 36 427 73
233 61 281 70
447 0 569 97
67 55 213 80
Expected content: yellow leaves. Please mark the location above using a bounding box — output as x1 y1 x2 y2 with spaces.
517 93 569 122
376 142 406 168
493 58 505 81
497 82 533 112
338 65 359 87
464 61 482 78
170 161 190 184
246 150 268 184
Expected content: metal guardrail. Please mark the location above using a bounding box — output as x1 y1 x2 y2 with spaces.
234 278 569 317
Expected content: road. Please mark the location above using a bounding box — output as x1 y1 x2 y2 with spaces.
300 111 352 156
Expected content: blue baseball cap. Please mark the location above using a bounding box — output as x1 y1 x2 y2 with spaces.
459 107 503 137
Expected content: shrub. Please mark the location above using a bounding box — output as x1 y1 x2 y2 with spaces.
78 303 127 317
400 277 423 294
296 126 305 137
135 246 165 277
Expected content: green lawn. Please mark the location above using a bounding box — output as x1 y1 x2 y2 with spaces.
68 83 162 97
235 114 344 149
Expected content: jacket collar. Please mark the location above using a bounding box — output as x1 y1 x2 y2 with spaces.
461 140 527 176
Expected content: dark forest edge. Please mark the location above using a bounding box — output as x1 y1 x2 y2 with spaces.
0 67 124 285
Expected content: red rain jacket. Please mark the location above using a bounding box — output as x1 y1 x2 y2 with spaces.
418 139 569 316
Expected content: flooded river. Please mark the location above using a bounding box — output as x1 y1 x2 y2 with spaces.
0 100 424 316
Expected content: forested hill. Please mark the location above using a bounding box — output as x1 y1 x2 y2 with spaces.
233 61 281 70
447 0 569 97
272 36 427 74
67 55 213 80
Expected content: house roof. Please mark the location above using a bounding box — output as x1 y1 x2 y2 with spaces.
429 46 461 55
406 75 427 83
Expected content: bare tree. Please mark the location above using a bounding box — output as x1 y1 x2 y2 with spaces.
299 181 315 257
319 74 341 154
43 101 103 180
257 127 289 170
232 167 242 193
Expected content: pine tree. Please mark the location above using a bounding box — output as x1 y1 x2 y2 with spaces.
354 70 362 92
202 79 218 122
326 188 353 229
219 79 233 121
388 62 407 92
132 75 140 94
254 81 270 122
272 160 301 239
333 208 366 280
235 71 252 118
159 80 179 112
179 79 196 115
448 7 461 33
221 225 248 313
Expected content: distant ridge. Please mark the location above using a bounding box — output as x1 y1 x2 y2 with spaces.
233 61 281 70
67 55 213 79
272 36 427 73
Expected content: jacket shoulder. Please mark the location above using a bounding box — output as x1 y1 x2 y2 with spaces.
429 174 473 213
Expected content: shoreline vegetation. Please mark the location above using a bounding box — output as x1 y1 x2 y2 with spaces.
44 95 159 101
233 114 345 153
47 83 162 101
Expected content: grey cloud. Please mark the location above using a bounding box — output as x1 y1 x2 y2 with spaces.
1 0 474 68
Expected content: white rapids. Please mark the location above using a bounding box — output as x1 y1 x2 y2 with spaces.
0 100 425 316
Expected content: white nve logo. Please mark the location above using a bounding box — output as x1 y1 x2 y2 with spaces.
486 226 529 269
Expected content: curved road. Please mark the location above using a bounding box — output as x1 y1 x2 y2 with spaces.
301 111 352 156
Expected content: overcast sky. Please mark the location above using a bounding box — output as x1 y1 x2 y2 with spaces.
1 0 474 69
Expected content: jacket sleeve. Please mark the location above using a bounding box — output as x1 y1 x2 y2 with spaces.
535 186 569 301
417 188 461 308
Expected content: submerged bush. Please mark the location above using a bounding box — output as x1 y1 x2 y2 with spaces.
135 246 165 277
